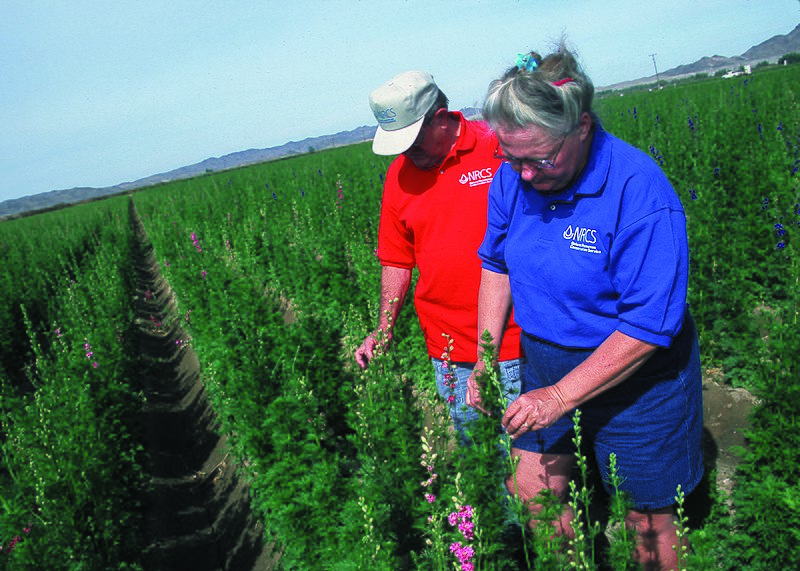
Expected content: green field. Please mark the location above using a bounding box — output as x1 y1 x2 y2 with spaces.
1 65 799 570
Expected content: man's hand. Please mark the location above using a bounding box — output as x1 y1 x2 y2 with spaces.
502 385 570 439
354 331 385 369
466 361 491 415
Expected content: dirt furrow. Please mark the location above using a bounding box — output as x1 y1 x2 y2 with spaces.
130 203 276 571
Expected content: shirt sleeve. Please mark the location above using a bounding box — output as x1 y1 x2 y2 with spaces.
376 162 416 269
611 205 689 347
478 166 513 274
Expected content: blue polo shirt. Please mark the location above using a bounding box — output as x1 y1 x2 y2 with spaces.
479 124 689 349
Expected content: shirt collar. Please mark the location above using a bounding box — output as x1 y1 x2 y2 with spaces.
544 122 611 205
441 112 472 166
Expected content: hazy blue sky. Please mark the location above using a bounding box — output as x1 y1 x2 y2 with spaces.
2 1 798 203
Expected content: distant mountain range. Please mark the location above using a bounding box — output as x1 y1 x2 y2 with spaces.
599 22 800 90
2 23 799 219
0 125 382 219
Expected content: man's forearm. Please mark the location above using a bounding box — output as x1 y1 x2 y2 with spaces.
378 266 412 333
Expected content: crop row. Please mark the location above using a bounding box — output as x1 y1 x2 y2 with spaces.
0 197 146 569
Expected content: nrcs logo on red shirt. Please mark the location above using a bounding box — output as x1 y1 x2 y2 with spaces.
459 168 494 187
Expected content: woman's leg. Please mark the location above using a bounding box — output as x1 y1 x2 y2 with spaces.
626 507 687 571
506 448 575 535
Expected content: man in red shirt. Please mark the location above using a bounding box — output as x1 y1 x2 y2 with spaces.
355 70 523 446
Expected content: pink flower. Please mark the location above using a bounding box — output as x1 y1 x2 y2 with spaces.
3 523 32 555
459 520 475 540
449 505 476 540
190 232 202 252
425 494 436 503
449 541 475 565
455 544 475 564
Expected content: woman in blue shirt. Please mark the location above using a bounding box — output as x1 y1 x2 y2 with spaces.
467 45 703 571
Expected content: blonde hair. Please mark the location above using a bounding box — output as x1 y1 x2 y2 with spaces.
483 41 594 139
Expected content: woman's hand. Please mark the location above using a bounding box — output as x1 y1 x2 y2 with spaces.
502 385 570 439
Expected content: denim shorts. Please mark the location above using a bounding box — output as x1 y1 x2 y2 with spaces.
513 312 704 510
432 358 523 447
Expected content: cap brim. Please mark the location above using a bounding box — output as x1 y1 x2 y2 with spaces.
371 115 426 155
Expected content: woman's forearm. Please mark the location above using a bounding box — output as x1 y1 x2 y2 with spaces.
477 268 513 360
554 330 659 409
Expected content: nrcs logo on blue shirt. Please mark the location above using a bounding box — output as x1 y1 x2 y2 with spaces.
563 225 603 254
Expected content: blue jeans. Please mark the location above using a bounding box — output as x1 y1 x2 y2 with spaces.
432 358 523 447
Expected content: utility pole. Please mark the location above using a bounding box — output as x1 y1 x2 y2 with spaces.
649 53 661 85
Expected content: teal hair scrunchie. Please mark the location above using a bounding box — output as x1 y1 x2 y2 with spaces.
515 52 538 73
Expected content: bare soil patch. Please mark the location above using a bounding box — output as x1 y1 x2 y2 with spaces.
700 376 757 496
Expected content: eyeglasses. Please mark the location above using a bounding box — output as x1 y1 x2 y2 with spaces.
493 134 568 171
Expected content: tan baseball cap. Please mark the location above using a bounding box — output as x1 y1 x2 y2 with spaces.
369 71 438 155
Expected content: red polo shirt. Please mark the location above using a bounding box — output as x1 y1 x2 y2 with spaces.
377 112 522 362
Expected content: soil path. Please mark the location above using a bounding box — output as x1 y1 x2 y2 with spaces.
131 204 277 571
700 376 758 496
